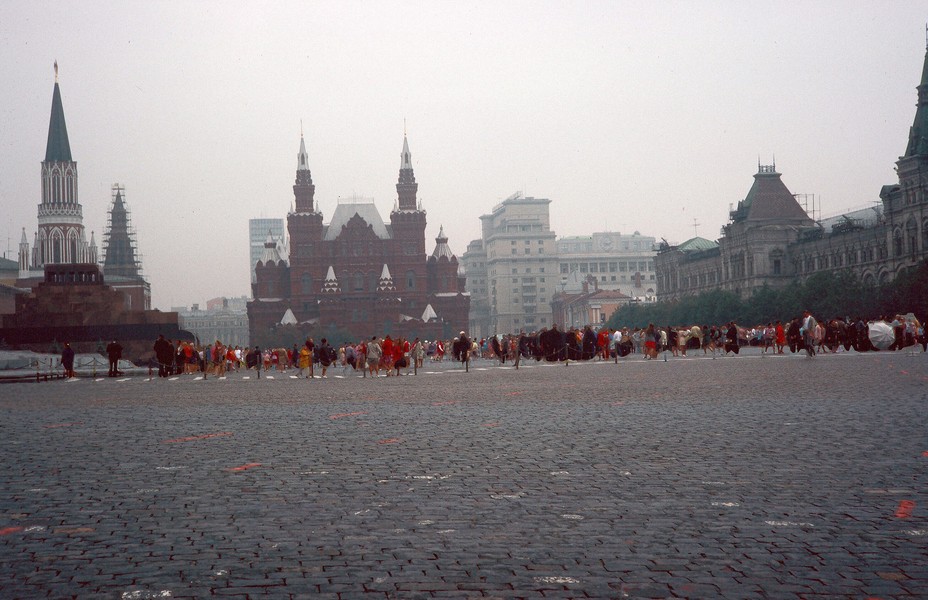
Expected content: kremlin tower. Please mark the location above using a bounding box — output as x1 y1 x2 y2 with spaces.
18 63 96 282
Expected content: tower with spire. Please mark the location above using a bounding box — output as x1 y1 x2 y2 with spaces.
19 64 96 281
101 184 151 310
102 185 141 279
878 33 928 272
390 132 428 297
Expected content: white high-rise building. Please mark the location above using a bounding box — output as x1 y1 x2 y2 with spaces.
248 218 286 284
467 193 559 335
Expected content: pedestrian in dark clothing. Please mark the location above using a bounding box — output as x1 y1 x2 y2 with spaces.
61 342 75 378
153 334 173 377
106 340 123 377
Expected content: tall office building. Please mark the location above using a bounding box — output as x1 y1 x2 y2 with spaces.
470 193 559 335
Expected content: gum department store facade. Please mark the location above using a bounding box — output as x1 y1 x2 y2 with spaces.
656 44 928 301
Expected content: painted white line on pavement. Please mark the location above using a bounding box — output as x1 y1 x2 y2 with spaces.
765 520 814 527
534 576 580 584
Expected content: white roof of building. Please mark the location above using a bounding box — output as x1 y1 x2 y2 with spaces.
280 308 298 325
431 225 454 260
421 304 438 321
324 200 390 241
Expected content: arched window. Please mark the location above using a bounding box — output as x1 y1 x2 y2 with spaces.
893 228 903 257
406 270 416 290
301 272 313 294
906 218 918 255
354 272 364 291
769 249 783 275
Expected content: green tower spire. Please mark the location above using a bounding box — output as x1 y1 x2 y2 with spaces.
44 63 72 162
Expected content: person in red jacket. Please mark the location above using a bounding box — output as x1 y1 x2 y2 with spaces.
392 337 407 376
382 335 395 375
597 328 611 360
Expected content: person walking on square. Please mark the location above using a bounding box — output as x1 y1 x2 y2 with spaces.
366 336 383 377
106 340 123 377
644 324 657 359
61 342 75 379
801 310 817 358
298 344 311 378
775 320 786 354
318 338 335 378
724 322 740 355
154 334 173 377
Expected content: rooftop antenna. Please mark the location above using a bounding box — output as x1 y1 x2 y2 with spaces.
693 218 700 237
54 60 58 82
300 119 303 137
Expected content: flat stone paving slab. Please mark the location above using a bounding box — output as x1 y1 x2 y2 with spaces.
0 350 926 599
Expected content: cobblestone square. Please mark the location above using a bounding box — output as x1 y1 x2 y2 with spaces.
1 350 927 599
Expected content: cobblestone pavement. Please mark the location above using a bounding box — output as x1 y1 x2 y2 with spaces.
1 349 927 599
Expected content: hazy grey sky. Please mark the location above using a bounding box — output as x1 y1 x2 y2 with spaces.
2 1 926 310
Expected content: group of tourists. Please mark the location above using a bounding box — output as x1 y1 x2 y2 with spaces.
470 312 927 364
149 334 445 378
140 311 925 380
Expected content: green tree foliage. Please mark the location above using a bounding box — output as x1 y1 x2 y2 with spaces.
606 261 927 328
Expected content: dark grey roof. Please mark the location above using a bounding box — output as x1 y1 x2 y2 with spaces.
45 82 72 162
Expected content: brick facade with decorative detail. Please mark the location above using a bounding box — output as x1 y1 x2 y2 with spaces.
247 134 469 341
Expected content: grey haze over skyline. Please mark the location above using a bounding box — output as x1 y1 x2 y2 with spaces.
2 1 926 310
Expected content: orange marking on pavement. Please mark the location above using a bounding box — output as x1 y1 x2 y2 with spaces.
163 432 232 443
506 391 523 396
43 422 83 429
227 463 262 472
900 370 909 375
329 411 367 420
922 451 928 457
54 527 95 534
0 527 24 536
895 500 915 519
611 401 625 406
431 400 459 406
377 438 402 445
482 422 499 428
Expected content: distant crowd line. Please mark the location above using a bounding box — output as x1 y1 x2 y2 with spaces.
135 312 926 381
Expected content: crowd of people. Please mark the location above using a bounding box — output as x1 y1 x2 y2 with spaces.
142 312 926 379
148 334 454 378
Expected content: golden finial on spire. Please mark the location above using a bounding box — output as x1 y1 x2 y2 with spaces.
404 118 407 137
54 60 58 82
300 119 303 138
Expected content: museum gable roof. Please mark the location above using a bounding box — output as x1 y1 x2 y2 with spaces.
324 200 390 241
